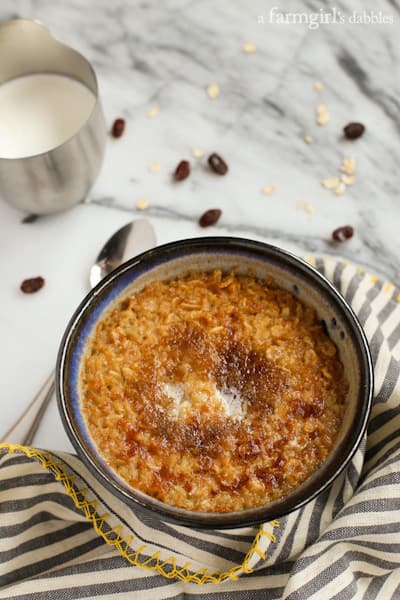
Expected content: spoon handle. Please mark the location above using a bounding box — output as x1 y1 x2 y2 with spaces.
0 371 55 446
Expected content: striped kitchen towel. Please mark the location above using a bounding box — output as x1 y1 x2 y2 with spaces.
1 257 400 599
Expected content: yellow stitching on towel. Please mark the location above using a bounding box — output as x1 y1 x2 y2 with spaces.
241 524 275 573
0 444 279 585
106 524 123 538
119 534 134 547
254 547 266 560
270 519 280 527
225 565 241 580
260 528 277 544
94 513 111 531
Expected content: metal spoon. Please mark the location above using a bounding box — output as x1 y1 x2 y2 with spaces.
89 219 156 288
1 219 156 446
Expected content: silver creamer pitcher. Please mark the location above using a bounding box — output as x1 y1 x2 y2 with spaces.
0 19 107 214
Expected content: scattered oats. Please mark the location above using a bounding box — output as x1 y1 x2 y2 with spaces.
321 177 340 189
147 105 160 118
297 202 315 214
191 147 205 158
341 174 356 186
242 42 257 54
316 103 330 126
148 161 161 172
82 196 91 204
322 161 356 195
314 82 323 92
341 157 356 175
207 83 220 99
304 135 313 144
262 185 275 195
136 197 149 210
370 275 379 284
384 283 394 293
334 182 346 196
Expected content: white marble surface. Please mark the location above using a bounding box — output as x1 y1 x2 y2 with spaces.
0 0 399 450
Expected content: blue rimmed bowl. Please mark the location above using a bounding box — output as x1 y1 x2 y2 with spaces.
56 237 373 529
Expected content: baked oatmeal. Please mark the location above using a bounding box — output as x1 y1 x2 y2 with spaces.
81 270 347 512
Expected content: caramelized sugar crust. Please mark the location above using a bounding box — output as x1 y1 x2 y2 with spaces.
81 270 347 512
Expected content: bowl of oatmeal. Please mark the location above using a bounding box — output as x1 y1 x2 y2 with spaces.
57 237 373 528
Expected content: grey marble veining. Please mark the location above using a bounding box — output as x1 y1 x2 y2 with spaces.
1 0 399 282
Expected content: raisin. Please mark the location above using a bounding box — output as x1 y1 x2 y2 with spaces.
111 118 126 138
22 214 38 224
199 209 222 227
174 160 190 181
343 122 365 140
20 277 45 294
332 225 354 242
208 153 228 175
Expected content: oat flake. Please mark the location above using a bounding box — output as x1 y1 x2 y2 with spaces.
242 42 257 54
316 103 330 126
334 182 346 196
321 177 340 189
297 202 315 214
207 83 220 99
341 174 355 186
148 161 161 172
136 197 149 210
147 105 160 118
262 186 275 195
341 157 356 175
192 148 205 158
304 135 313 144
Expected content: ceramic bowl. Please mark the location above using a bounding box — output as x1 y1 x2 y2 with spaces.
57 237 373 529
